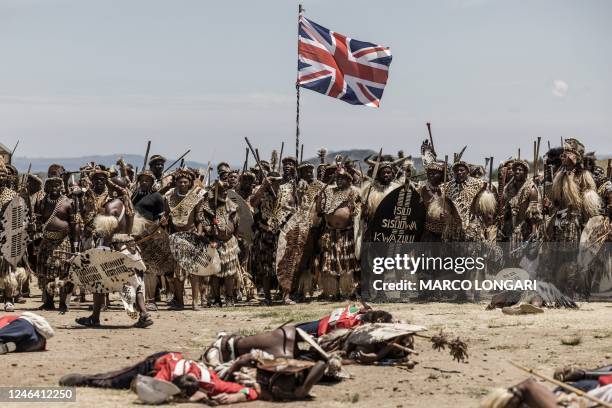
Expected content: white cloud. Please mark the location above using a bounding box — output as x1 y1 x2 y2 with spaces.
552 80 569 97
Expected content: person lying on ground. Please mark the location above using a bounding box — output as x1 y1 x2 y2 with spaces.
296 304 393 338
59 351 258 405
223 354 328 401
481 376 612 407
0 312 54 354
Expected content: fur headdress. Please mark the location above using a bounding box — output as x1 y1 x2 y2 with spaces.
451 161 469 172
511 159 529 172
426 161 446 173
281 156 297 165
137 170 155 182
172 168 195 182
563 138 585 161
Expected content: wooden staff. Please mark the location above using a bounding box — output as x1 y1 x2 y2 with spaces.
245 137 275 198
488 156 494 191
243 148 249 172
142 140 151 170
509 361 612 408
278 141 284 172
9 140 19 165
300 144 304 163
426 122 435 154
497 163 507 230
533 140 537 180
534 137 541 180
518 148 521 160
163 150 191 175
456 146 467 162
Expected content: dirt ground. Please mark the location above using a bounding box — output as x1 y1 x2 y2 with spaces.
2 290 611 408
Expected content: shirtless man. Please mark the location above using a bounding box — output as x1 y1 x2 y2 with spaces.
316 165 361 299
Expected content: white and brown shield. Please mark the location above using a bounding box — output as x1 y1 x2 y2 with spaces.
70 247 146 293
275 210 312 293
1 196 29 267
168 231 221 277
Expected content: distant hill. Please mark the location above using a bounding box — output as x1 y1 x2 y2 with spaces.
12 155 209 174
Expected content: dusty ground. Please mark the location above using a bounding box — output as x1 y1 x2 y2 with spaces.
2 290 611 408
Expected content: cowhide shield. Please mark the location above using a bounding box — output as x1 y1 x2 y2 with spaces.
70 247 145 293
256 357 315 374
494 268 530 283
137 227 176 276
366 184 426 244
275 209 312 293
168 231 221 277
346 323 427 346
227 190 254 247
1 196 29 267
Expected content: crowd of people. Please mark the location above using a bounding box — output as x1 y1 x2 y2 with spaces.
0 136 610 406
0 136 610 324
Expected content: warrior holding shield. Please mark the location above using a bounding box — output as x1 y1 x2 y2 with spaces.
162 168 205 310
0 158 21 312
34 176 79 312
196 180 241 307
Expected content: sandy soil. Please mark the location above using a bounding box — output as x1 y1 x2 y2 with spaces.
2 291 611 408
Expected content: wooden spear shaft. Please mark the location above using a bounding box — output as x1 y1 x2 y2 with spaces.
509 361 612 408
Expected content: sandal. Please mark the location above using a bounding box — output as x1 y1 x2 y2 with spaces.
4 302 15 312
75 316 101 327
134 314 154 328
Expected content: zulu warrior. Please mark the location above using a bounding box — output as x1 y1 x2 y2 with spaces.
34 176 79 312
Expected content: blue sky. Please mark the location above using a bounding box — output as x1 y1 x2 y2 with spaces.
1 0 610 165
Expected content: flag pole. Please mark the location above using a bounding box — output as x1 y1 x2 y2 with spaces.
295 4 303 162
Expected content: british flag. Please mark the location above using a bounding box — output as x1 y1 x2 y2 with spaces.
298 15 392 108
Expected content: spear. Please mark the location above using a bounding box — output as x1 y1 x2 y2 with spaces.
9 140 19 165
142 141 151 170
517 148 521 160
509 361 612 408
300 144 304 163
162 150 191 175
455 146 467 163
245 137 275 198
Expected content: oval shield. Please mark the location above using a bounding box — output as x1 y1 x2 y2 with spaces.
70 247 146 293
1 196 29 267
168 231 221 277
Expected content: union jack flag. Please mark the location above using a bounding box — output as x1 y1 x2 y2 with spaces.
298 15 392 108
